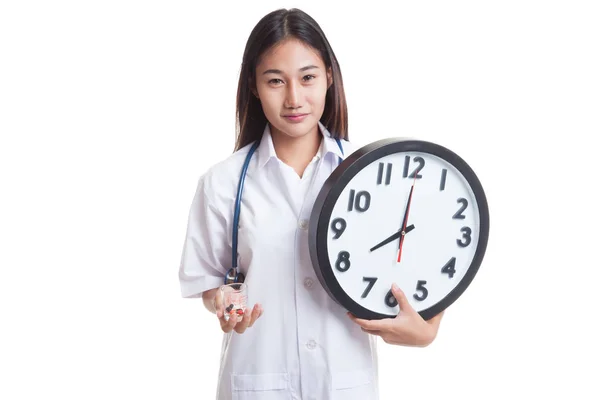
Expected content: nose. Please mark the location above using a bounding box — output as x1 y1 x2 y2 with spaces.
284 81 301 109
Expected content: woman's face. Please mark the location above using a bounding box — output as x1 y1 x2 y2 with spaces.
254 38 331 140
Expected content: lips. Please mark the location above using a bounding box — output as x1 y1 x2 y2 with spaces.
283 113 308 122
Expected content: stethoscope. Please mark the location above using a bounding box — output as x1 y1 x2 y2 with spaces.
224 137 344 284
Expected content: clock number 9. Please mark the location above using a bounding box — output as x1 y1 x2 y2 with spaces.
335 251 351 272
330 217 347 239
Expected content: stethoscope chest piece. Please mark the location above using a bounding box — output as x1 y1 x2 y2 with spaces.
225 268 245 285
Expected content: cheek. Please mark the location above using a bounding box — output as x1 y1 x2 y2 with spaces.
308 85 328 108
257 91 280 116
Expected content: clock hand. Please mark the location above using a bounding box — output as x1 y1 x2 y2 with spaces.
370 224 415 252
397 175 418 263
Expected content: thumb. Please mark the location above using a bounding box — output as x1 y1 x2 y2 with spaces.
392 283 414 314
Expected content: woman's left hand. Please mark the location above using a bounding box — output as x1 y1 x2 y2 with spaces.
347 283 444 347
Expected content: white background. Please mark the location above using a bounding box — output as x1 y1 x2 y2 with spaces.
1 1 599 399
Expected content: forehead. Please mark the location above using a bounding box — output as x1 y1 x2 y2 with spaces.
257 38 325 71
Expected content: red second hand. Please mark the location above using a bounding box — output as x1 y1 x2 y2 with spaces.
397 175 418 263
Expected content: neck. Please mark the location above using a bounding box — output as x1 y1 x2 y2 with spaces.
270 124 322 178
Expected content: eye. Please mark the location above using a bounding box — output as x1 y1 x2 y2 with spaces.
268 78 284 85
303 75 316 82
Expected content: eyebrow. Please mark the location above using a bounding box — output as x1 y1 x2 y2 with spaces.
262 65 320 75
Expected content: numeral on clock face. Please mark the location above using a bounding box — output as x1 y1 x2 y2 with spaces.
347 189 371 212
335 251 351 272
362 277 377 298
453 198 468 219
403 156 425 179
330 218 346 239
441 257 457 278
457 227 472 247
413 280 428 301
384 289 397 308
376 162 393 185
440 169 447 191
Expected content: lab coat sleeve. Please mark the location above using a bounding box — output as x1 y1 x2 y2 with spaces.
179 176 230 298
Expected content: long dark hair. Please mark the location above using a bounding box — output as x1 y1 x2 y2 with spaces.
234 8 348 151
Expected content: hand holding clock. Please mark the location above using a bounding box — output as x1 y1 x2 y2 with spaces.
347 283 444 347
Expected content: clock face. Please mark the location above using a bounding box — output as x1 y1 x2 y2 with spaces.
309 139 489 320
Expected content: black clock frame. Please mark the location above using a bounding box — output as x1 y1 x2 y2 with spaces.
308 138 490 320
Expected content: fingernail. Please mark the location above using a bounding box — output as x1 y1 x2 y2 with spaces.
392 283 399 290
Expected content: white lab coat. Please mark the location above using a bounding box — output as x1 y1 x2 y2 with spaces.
179 122 379 400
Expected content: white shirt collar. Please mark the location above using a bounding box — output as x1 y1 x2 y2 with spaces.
256 121 344 169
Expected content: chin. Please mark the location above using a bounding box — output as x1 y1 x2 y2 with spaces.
275 119 318 139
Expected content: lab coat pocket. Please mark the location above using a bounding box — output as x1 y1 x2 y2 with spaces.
332 369 374 400
231 373 292 400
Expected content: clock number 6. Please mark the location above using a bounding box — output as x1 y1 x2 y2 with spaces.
335 251 351 272
385 289 398 308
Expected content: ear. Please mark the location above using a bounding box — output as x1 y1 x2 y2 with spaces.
327 67 333 89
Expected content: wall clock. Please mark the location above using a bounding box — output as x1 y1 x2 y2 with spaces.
308 138 489 320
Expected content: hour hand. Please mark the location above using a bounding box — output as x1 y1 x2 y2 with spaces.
370 224 415 252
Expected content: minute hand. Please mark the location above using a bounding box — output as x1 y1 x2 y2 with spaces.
370 224 415 252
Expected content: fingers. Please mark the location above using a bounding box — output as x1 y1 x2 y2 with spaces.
219 308 238 333
361 327 382 336
219 304 263 334
214 288 224 313
347 312 389 331
247 304 263 328
234 304 263 334
391 283 415 314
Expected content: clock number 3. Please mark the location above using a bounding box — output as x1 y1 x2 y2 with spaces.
457 227 472 247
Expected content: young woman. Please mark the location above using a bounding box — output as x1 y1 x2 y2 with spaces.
179 8 443 400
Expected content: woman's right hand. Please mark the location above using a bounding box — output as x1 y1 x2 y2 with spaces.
213 289 263 334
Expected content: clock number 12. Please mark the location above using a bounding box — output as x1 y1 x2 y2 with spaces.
403 156 425 179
